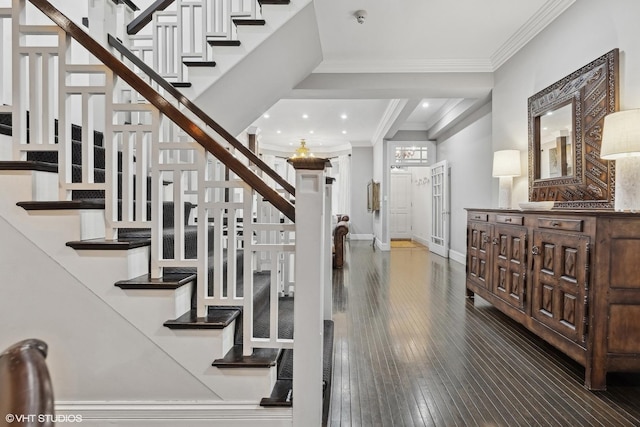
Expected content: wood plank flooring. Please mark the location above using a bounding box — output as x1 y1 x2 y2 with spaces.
329 241 640 426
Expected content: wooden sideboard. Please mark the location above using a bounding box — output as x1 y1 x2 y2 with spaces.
466 208 640 390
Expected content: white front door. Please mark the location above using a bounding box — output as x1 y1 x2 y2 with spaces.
430 160 450 257
390 171 412 239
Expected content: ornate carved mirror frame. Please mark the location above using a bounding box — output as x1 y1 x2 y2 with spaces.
528 49 619 209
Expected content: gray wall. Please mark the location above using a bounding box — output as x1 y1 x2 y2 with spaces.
493 0 640 205
350 147 374 237
436 109 493 257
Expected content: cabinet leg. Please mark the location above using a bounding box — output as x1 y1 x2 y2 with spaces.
585 363 607 391
466 288 475 299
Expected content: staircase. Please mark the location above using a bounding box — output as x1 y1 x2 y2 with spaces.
0 0 331 425
112 0 322 135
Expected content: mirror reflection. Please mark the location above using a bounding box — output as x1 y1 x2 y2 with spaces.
538 103 573 179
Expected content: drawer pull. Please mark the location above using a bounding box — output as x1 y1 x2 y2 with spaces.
551 221 560 227
482 236 489 243
492 238 499 245
532 246 540 255
505 217 512 223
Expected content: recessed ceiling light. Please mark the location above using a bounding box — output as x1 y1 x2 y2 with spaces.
289 142 293 146
422 102 429 108
276 130 281 134
302 114 309 119
263 113 270 118
341 114 348 120
309 130 314 134
342 130 347 134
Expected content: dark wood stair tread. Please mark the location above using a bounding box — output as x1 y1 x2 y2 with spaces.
170 82 192 88
66 236 150 250
183 60 217 67
207 39 241 47
213 345 278 368
233 19 266 26
115 272 196 290
258 0 290 4
0 161 58 173
260 379 292 407
164 308 240 329
259 321 334 411
17 200 106 210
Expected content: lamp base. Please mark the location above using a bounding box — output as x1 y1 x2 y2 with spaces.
615 157 640 212
497 176 513 209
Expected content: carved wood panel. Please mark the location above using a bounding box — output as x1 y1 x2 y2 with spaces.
467 222 491 290
531 230 589 344
492 225 527 311
528 49 618 209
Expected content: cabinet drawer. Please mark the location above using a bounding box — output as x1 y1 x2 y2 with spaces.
496 214 524 225
538 217 583 232
469 213 488 222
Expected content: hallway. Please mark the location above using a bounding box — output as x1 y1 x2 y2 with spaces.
329 241 640 426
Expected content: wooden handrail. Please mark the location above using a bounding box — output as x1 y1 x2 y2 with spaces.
29 0 295 222
127 0 174 35
110 0 140 11
108 35 296 197
0 339 54 426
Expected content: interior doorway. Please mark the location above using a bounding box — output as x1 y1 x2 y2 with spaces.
389 166 432 247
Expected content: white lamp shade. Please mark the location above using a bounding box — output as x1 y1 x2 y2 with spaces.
492 149 521 177
601 109 640 159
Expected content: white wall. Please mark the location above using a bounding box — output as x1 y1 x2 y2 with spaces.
0 216 216 402
436 110 493 257
350 147 374 238
372 139 386 248
410 166 431 246
493 0 640 206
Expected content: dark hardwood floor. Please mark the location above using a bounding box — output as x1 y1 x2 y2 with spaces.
330 241 640 426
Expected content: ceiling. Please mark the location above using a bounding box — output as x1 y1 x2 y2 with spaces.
250 0 575 152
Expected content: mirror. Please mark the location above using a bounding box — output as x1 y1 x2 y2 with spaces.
528 49 619 209
537 102 573 179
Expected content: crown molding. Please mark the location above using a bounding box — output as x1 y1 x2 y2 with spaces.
371 99 407 146
314 58 494 74
315 0 574 75
491 0 576 70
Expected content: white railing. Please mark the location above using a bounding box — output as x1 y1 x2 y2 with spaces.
5 1 330 422
7 0 301 356
127 0 262 82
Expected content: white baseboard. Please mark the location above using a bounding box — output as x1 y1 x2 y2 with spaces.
412 235 429 248
375 237 390 251
349 233 373 241
55 401 292 426
449 249 466 265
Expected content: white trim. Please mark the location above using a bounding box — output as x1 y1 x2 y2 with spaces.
449 249 466 266
375 237 390 252
412 235 429 248
491 0 576 69
371 100 407 146
313 0 575 74
349 233 373 241
314 58 494 74
55 401 292 421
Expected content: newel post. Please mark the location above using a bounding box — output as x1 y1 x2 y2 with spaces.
289 157 331 427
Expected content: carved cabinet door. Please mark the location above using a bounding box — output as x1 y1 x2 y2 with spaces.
467 221 492 290
491 225 527 311
531 230 589 344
